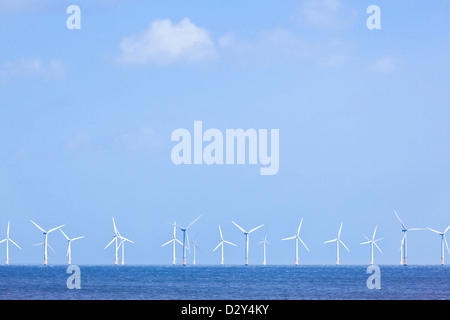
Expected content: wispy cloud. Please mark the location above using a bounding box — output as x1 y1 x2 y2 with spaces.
117 126 162 152
116 18 216 66
0 0 46 13
65 131 91 152
298 0 357 30
370 56 396 74
0 58 65 83
218 29 352 68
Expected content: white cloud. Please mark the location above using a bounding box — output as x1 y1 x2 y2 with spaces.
117 127 162 151
116 18 216 66
370 56 396 74
65 131 91 152
219 29 352 68
0 0 46 13
0 58 65 83
299 0 357 30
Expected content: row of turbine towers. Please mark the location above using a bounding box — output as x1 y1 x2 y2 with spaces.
0 211 448 266
161 212 449 266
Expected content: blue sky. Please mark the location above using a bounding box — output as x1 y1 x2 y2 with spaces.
0 0 450 265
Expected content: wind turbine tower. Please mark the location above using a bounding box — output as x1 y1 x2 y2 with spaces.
0 221 21 265
232 221 263 266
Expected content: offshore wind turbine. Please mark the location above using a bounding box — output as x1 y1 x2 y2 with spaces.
281 219 309 265
394 210 423 266
259 233 270 265
30 220 64 265
212 225 237 265
0 221 21 265
60 229 84 265
324 223 350 265
191 234 200 265
360 226 383 265
173 215 201 266
427 226 450 265
161 221 183 265
104 217 121 265
232 221 263 265
118 234 134 265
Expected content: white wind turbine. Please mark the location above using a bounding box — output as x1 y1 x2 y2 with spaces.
427 226 450 265
105 217 134 265
161 221 183 265
60 229 85 265
191 234 201 265
212 225 237 265
232 221 263 265
394 210 424 266
324 223 350 265
0 221 21 265
360 226 383 265
259 233 270 265
173 215 201 266
30 220 64 265
282 219 310 265
118 234 134 265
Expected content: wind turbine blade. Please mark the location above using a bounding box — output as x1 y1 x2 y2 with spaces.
161 239 174 247
232 221 247 233
168 221 183 229
223 240 237 247
340 240 350 252
408 228 424 231
9 239 21 250
7 221 10 237
33 242 44 246
338 223 343 238
48 243 56 254
249 224 264 234
363 234 370 241
374 238 383 243
112 217 118 234
104 238 115 249
374 242 383 254
0 239 6 244
444 236 450 254
60 229 70 240
186 232 190 251
394 210 407 229
176 239 183 246
219 225 223 240
324 238 337 244
30 220 45 233
427 228 441 234
372 226 378 241
445 226 450 234
48 225 64 234
71 236 85 241
297 219 303 236
298 237 310 252
186 215 202 230
118 235 134 243
282 236 296 241
212 241 222 252
360 241 371 245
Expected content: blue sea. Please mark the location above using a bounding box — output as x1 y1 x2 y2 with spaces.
0 265 448 300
